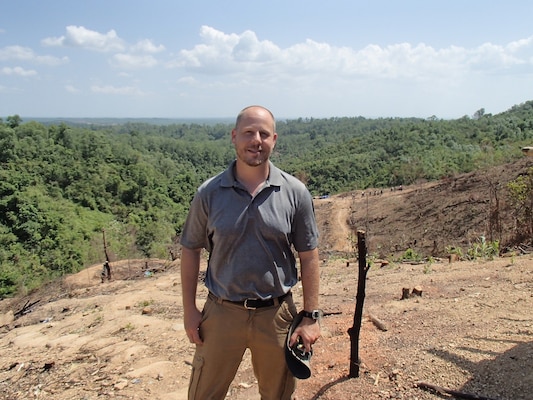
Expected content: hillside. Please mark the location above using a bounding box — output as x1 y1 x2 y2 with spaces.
0 159 532 399
315 156 533 259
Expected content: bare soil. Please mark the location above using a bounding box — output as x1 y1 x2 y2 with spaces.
1 159 532 400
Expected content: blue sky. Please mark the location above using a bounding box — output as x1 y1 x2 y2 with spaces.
1 0 532 120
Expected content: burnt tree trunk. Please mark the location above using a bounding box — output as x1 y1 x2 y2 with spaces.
347 230 370 378
102 229 110 263
101 229 112 282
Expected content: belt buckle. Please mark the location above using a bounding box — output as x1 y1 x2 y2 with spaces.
243 299 257 310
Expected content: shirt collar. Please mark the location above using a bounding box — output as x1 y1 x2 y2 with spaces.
220 160 283 188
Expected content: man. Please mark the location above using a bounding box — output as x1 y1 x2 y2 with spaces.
180 105 320 400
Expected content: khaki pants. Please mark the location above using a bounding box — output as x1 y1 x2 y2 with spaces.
188 293 297 400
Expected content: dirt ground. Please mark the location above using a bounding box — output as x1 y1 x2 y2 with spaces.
1 159 532 400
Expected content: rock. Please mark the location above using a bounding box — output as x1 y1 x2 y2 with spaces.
114 379 129 390
141 307 153 315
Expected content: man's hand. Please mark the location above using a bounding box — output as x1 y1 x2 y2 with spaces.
289 317 321 353
184 307 203 345
181 246 203 345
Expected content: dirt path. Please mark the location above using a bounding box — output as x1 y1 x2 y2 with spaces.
315 195 353 254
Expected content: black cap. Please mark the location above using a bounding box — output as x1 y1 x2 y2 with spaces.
285 311 312 379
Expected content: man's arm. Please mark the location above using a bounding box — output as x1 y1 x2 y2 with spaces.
181 246 203 344
299 248 320 312
290 248 320 352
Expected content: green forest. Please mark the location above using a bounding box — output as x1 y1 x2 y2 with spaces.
1 101 533 297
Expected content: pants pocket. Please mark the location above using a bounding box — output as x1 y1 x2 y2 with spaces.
188 354 204 400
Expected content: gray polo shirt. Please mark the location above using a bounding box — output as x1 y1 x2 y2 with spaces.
180 160 319 301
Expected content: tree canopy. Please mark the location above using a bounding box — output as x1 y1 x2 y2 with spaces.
1 100 533 297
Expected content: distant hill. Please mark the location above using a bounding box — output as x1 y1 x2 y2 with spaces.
29 117 235 126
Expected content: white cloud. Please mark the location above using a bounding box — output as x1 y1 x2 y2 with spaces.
172 26 533 83
507 35 533 52
1 66 37 77
0 45 33 60
465 42 527 72
91 85 145 95
0 45 67 65
43 25 125 52
110 53 158 69
131 39 165 54
173 26 241 71
231 30 279 62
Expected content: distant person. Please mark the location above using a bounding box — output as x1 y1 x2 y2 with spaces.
180 105 321 399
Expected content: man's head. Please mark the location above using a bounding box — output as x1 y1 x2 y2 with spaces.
235 105 276 132
232 105 277 167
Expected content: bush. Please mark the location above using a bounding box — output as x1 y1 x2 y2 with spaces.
466 236 499 260
400 248 421 262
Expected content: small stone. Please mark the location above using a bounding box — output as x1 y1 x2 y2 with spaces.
142 307 153 315
114 380 128 390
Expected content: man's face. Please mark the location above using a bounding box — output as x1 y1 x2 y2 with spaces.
231 107 277 167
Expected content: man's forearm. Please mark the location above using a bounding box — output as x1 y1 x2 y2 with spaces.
299 248 320 311
181 247 202 311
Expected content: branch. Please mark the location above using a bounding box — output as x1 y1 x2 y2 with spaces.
14 299 41 319
416 381 499 400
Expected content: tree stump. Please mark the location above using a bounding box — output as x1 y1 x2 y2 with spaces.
412 286 423 296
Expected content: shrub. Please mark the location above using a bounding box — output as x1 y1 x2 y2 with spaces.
400 248 421 262
466 236 499 260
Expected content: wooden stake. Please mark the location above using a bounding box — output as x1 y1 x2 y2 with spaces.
347 230 371 378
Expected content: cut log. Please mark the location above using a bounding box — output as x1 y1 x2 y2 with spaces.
368 314 388 331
